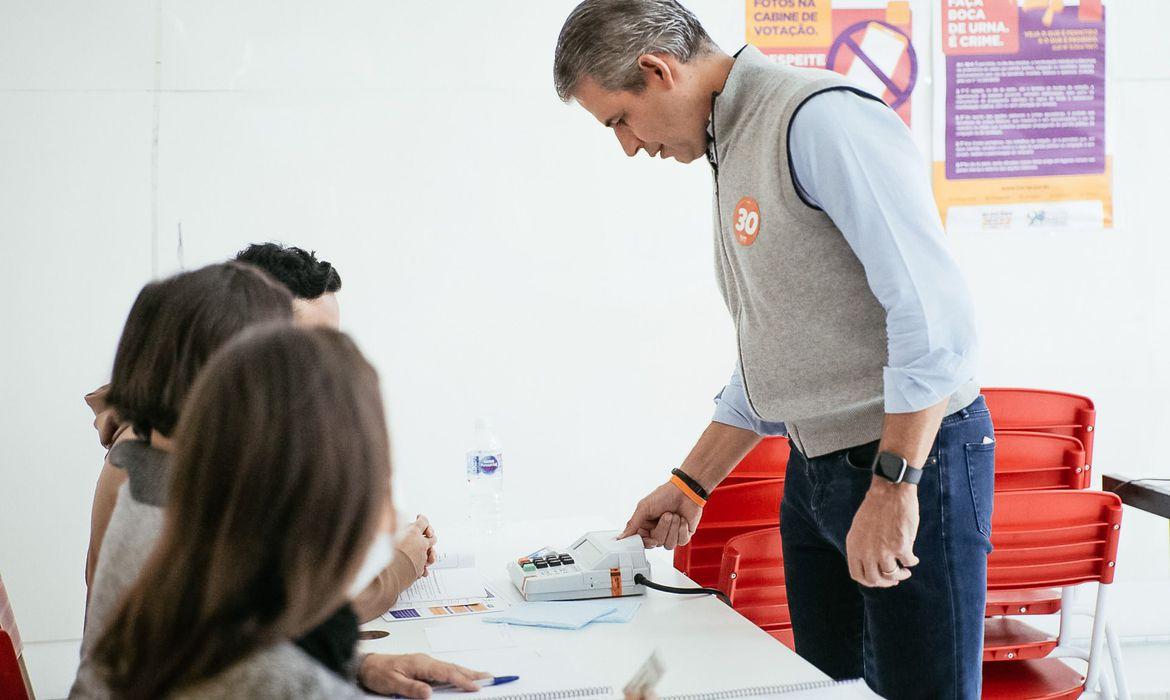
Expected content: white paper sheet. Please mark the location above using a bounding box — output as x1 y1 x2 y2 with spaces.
425 623 516 653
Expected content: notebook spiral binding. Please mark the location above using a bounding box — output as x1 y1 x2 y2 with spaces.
664 677 863 699
492 687 613 700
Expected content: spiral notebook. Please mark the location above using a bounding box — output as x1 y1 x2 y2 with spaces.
662 678 875 699
395 648 871 700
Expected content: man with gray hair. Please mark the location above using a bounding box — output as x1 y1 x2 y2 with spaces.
555 2 993 698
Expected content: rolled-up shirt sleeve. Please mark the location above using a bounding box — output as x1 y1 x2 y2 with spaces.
712 366 789 436
789 90 978 413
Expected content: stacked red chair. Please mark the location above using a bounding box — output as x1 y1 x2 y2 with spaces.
982 491 1123 700
671 479 783 588
993 432 1090 493
983 390 1095 619
716 527 794 649
982 388 1096 466
673 437 788 584
721 437 789 484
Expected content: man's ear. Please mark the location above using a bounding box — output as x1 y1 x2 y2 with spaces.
637 54 676 90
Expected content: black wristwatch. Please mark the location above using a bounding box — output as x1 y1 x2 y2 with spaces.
871 451 923 485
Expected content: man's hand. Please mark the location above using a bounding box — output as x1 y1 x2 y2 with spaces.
619 481 703 550
359 653 490 698
396 514 438 578
845 478 921 588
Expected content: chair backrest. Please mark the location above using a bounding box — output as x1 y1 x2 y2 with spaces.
994 431 1089 492
0 631 29 700
717 527 790 634
723 437 790 484
982 388 1096 464
672 479 783 587
988 490 1122 591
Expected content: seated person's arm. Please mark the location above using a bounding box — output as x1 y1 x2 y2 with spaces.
86 459 129 591
85 384 134 591
351 515 436 623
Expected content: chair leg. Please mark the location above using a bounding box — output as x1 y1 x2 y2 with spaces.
1105 622 1131 700
1083 584 1110 694
1099 667 1118 700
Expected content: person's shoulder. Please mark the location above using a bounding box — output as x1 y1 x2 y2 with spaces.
172 642 364 700
798 87 887 122
791 87 901 146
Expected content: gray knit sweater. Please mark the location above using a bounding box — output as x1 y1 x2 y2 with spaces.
69 442 364 699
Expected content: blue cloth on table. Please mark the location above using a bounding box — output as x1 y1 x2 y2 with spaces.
593 597 642 623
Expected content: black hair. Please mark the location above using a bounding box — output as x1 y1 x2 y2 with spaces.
234 243 342 300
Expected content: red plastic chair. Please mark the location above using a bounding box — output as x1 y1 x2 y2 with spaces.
0 574 30 700
716 527 794 650
0 631 29 700
987 412 1095 618
993 431 1090 493
982 490 1124 700
672 479 783 588
982 388 1096 465
722 437 789 484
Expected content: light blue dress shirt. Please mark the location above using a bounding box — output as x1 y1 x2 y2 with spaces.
712 89 977 436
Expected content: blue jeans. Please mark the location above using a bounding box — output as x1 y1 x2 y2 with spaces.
780 397 995 700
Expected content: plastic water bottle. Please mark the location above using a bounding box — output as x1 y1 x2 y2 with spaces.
466 418 504 536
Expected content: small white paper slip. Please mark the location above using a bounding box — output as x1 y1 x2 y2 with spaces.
425 623 516 653
983 436 995 444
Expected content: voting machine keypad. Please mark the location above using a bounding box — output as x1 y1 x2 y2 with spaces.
519 552 576 574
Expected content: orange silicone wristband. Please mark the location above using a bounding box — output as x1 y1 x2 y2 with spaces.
670 474 708 508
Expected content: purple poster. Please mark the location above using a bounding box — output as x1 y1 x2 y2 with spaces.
944 5 1105 181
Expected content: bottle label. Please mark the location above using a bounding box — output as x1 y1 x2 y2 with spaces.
467 451 502 478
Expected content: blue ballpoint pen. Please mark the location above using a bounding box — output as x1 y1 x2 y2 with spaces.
431 675 520 692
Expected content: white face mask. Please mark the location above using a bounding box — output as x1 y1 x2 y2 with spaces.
347 531 394 599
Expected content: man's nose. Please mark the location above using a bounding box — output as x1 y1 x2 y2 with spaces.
614 128 643 158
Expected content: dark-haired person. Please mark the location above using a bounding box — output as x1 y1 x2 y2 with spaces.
83 243 343 587
233 243 438 625
77 263 464 697
84 326 490 698
71 263 295 698
85 243 435 623
235 242 342 328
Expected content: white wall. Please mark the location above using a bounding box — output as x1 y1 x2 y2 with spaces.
1 0 1168 692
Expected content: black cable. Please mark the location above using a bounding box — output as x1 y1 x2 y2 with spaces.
635 573 731 606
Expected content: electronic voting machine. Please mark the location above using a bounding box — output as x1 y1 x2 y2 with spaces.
506 530 650 602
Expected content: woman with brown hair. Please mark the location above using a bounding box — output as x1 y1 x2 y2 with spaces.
85 325 488 698
70 262 294 697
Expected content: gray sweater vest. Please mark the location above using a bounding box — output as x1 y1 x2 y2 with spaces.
708 46 978 457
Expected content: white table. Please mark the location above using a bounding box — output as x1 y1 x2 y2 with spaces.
360 516 832 696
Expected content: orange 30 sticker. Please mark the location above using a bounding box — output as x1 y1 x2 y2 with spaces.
732 196 761 246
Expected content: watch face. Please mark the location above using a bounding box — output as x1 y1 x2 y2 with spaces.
876 453 907 482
